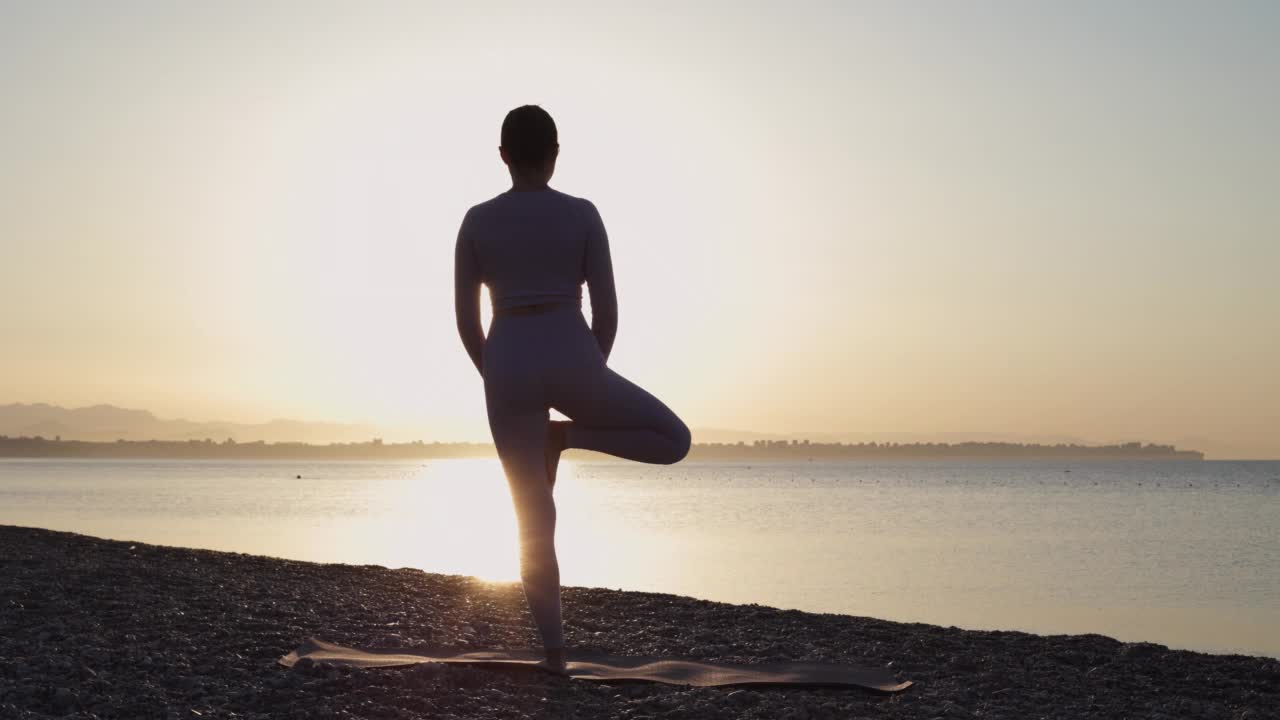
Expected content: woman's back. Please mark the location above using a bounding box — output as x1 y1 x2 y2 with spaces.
455 185 617 371
459 188 612 313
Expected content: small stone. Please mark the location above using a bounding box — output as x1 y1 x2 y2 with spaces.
177 676 201 690
52 687 76 713
409 663 442 681
1120 642 1165 659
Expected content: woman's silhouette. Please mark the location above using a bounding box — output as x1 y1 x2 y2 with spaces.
454 105 691 670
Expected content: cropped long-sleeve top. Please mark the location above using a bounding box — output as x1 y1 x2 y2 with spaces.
454 187 619 373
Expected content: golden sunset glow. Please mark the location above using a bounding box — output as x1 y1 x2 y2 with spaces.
2 4 1277 458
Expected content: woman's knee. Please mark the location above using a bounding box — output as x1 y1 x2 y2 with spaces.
517 526 558 575
661 417 692 464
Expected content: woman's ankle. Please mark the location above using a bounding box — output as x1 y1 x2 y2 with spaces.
545 646 566 666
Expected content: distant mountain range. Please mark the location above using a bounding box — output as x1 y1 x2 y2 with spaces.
0 403 381 444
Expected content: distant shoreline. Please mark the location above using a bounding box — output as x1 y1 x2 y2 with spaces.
0 435 1204 461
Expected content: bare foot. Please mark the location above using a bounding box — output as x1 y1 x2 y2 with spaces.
538 647 569 676
536 658 569 676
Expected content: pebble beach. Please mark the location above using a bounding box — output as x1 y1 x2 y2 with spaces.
1 524 1275 719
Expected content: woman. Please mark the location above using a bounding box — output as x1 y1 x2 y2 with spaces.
454 105 692 671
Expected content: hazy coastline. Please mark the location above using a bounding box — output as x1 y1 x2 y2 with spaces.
0 435 1205 461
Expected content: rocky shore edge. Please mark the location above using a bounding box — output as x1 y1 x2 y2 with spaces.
1 525 1275 719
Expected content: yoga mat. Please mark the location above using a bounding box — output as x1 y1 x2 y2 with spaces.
279 637 913 692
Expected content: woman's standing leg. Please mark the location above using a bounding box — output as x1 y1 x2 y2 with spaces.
484 320 564 653
486 407 565 651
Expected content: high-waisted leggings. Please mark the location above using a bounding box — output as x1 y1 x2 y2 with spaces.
482 304 691 650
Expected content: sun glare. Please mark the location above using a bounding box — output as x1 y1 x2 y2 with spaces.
359 457 599 583
377 458 518 581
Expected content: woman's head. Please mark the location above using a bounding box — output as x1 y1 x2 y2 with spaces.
500 105 559 184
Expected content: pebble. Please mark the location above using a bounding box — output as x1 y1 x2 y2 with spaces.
51 687 75 713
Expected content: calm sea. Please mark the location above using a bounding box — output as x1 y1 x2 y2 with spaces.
1 458 1276 658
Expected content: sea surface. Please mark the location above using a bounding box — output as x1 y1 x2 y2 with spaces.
2 458 1276 658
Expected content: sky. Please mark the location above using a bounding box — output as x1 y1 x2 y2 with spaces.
2 1 1277 458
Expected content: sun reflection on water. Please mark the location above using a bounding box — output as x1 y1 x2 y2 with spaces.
365 458 519 581
353 457 619 585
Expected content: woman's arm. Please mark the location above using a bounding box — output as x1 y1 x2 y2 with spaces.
583 199 618 362
454 209 485 375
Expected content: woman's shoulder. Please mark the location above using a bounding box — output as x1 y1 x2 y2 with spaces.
468 188 599 217
522 187 597 211
548 189 601 218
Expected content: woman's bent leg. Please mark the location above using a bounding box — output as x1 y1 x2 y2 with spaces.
555 367 691 465
488 409 564 650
